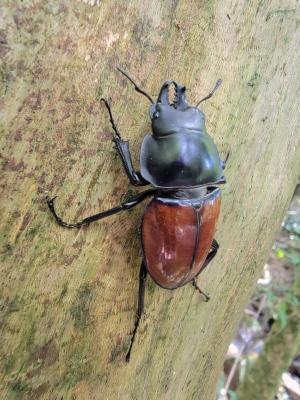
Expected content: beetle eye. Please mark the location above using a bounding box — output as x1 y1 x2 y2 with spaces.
153 111 160 119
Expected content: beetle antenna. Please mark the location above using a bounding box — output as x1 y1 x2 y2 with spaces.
117 66 154 104
196 79 222 107
100 98 121 139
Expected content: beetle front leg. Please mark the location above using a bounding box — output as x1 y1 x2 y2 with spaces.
101 98 149 187
113 137 149 186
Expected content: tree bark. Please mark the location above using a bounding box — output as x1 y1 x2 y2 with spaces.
0 1 299 399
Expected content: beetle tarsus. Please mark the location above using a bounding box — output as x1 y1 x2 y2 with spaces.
126 262 147 362
46 196 83 229
192 279 210 302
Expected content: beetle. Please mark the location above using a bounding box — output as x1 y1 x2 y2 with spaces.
46 67 228 362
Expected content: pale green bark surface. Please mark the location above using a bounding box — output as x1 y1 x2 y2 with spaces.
0 1 299 399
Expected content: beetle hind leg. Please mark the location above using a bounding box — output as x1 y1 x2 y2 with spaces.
201 239 219 272
125 261 147 362
192 239 220 301
192 280 210 302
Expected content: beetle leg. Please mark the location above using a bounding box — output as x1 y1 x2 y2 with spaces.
201 239 219 271
192 280 210 302
126 261 147 362
113 137 149 186
101 98 149 187
221 151 230 169
192 239 220 301
46 189 157 229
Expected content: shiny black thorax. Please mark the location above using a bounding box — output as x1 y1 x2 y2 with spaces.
140 80 224 188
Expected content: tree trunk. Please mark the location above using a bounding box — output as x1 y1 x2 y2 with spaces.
0 1 299 399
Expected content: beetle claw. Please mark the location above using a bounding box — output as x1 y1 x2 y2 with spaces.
46 195 57 205
203 293 210 302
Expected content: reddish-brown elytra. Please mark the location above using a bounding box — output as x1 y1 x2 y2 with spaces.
142 187 221 289
46 67 227 362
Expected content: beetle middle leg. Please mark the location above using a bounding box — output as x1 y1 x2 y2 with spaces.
192 239 219 301
221 151 230 170
126 261 147 362
46 189 156 229
101 98 149 187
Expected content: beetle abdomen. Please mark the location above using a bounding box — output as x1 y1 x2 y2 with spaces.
142 188 221 289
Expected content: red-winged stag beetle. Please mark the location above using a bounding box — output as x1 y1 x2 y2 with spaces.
46 67 228 362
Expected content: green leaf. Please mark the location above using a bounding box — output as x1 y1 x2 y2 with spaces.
287 250 300 265
267 291 275 305
278 302 288 329
286 293 300 306
276 248 285 259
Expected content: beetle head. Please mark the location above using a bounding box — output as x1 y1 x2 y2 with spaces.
149 81 205 137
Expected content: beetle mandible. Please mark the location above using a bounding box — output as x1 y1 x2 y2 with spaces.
46 67 228 362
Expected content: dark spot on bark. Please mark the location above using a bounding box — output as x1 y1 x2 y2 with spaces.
0 99 5 111
109 341 128 362
0 62 12 95
25 91 42 110
14 130 22 141
32 62 43 82
64 254 78 266
82 148 98 158
97 130 111 141
72 239 85 250
58 283 68 302
65 97 77 104
0 29 9 58
16 60 27 75
3 158 25 171
70 284 93 329
15 212 31 241
33 339 59 367
24 171 35 178
20 212 31 232
13 12 24 29
57 36 74 53
29 382 50 399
